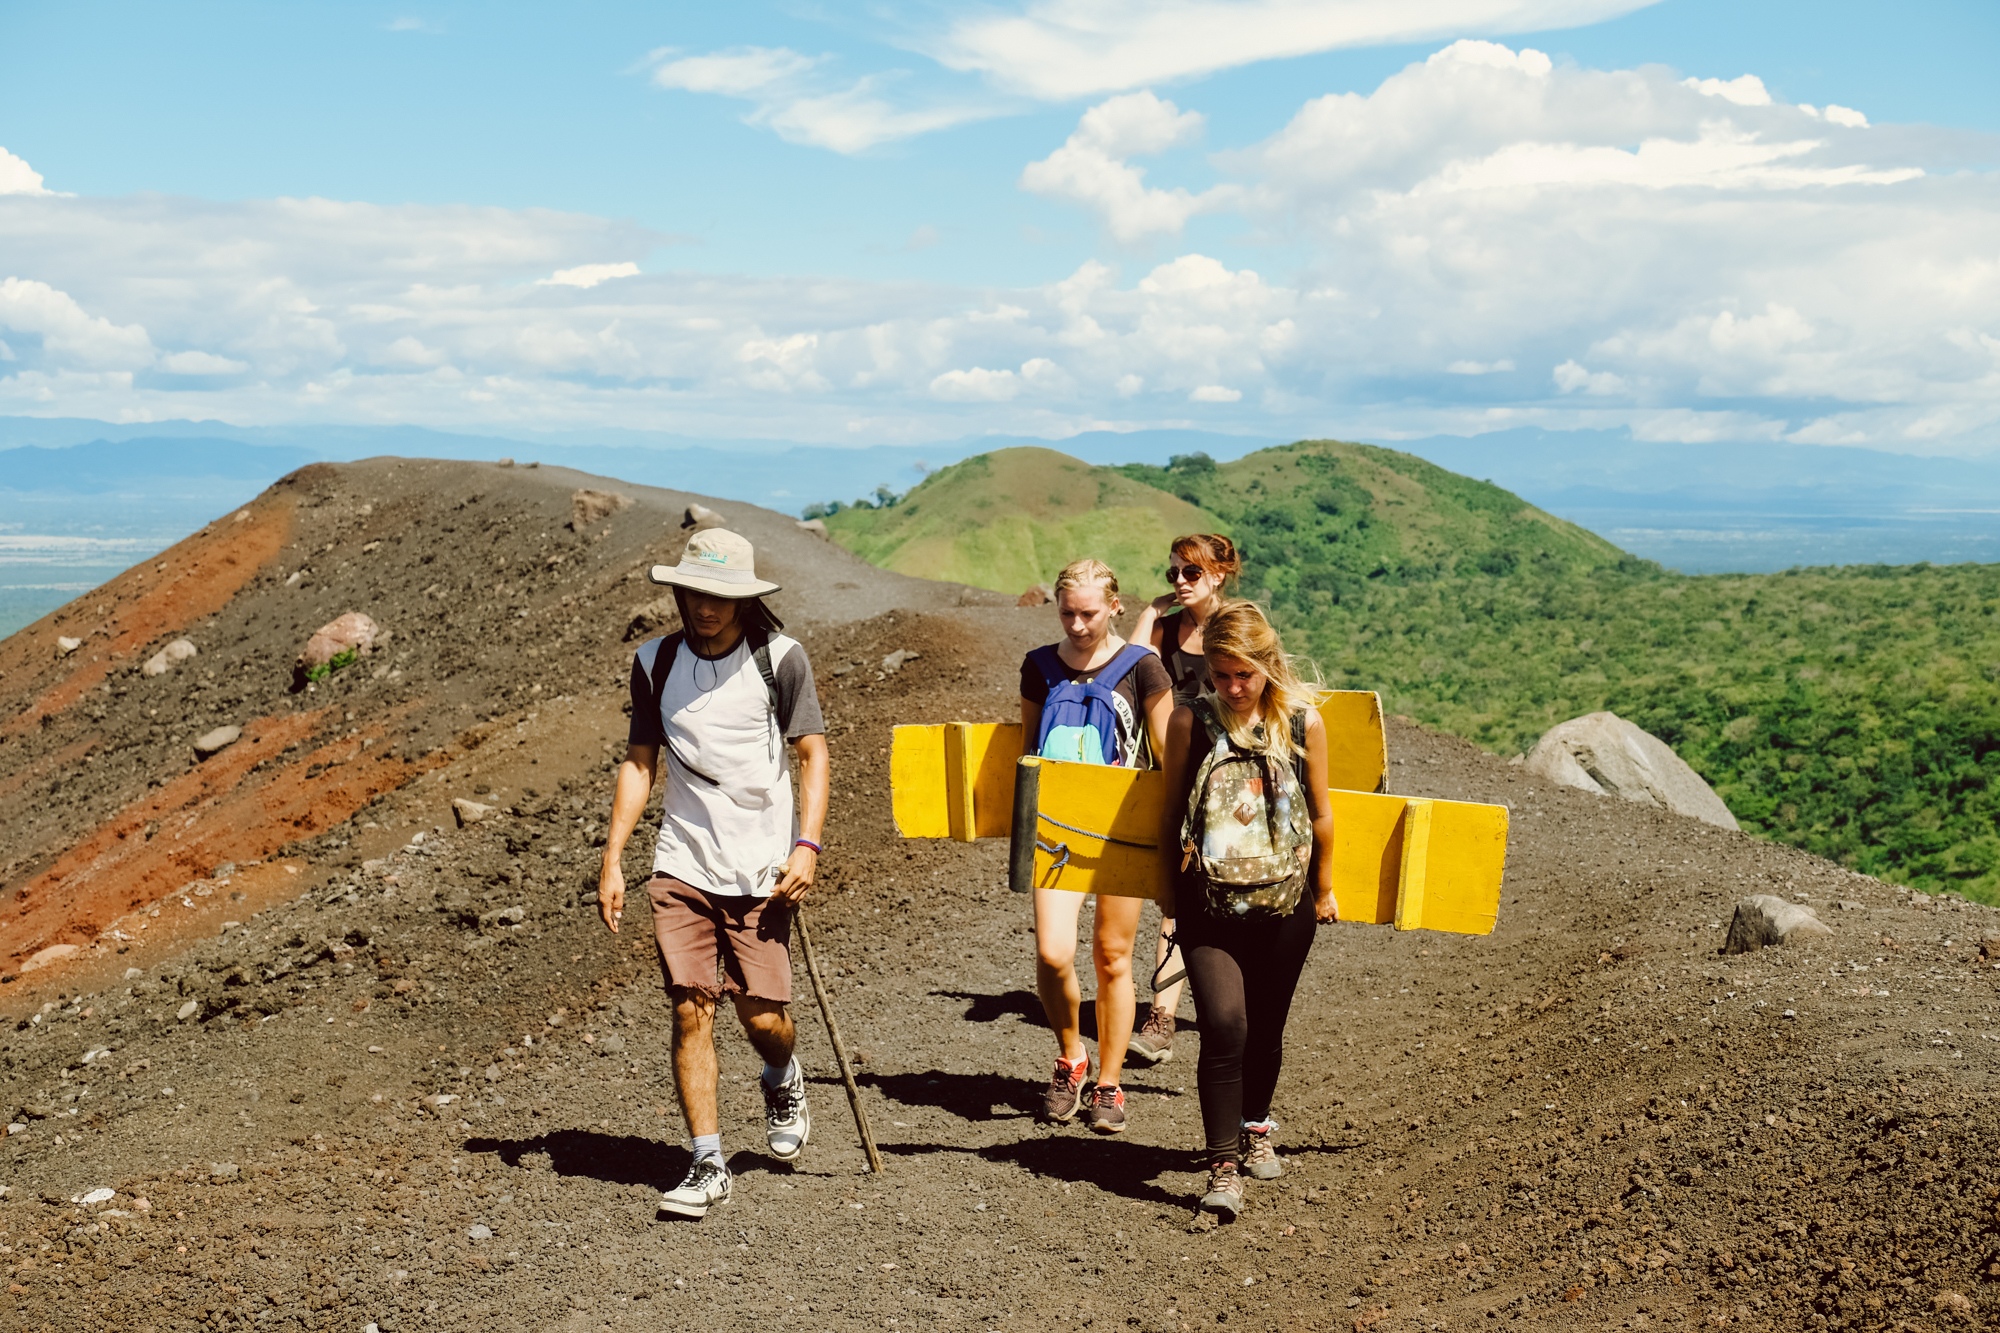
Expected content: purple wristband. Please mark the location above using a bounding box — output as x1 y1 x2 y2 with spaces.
795 838 822 854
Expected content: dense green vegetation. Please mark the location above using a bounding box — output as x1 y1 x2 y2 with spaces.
1118 443 2000 906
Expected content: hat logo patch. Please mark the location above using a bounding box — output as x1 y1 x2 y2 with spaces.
694 548 729 565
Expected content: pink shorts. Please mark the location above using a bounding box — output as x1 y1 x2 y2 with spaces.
646 874 794 1004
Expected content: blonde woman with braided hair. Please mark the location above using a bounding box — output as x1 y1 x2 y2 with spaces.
1021 558 1174 1134
1155 600 1337 1218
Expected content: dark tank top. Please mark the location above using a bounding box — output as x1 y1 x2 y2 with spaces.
1157 607 1210 707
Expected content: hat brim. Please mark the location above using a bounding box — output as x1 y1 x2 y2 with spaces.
648 564 781 598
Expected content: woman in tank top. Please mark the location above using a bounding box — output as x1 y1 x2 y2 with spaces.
1127 533 1241 1067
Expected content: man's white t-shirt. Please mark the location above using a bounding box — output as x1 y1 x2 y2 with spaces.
627 630 825 898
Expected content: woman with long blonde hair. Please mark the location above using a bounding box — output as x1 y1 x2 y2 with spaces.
1155 600 1338 1218
1022 558 1174 1134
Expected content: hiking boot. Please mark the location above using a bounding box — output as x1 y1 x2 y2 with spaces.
658 1157 731 1219
1199 1160 1244 1219
763 1065 811 1163
1039 1056 1090 1123
1083 1084 1127 1135
1127 1007 1176 1066
1241 1121 1283 1180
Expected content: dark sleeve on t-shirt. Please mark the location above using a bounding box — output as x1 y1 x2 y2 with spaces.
1020 651 1051 706
774 641 826 741
1127 650 1172 705
627 650 666 747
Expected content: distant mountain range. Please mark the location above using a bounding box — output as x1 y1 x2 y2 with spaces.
3 417 1997 637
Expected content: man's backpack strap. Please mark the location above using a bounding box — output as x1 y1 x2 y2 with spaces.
645 631 685 725
746 624 779 713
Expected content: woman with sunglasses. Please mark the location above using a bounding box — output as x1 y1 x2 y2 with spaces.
1127 533 1241 1066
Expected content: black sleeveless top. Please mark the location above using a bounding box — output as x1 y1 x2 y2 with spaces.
1156 607 1211 707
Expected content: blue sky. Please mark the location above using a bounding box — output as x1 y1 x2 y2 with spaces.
0 0 1996 453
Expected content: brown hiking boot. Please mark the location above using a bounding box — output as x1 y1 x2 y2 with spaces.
1083 1084 1127 1134
1241 1121 1282 1179
1039 1057 1089 1123
1127 1007 1175 1066
1199 1160 1244 1219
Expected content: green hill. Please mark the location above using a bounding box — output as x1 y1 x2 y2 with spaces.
821 446 1222 600
821 438 2000 905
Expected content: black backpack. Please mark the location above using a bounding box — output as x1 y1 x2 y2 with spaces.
639 627 780 785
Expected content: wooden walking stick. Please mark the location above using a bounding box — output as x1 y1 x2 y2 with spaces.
793 905 884 1174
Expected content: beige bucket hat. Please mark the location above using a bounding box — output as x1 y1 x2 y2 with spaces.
648 528 781 598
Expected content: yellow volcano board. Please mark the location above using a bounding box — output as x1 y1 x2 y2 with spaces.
890 689 1384 836
1011 757 1506 936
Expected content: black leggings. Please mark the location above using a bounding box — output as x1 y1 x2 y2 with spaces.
1179 892 1317 1163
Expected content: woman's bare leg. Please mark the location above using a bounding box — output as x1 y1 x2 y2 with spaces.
1034 886 1089 1062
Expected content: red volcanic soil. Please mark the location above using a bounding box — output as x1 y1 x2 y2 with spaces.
1 460 1996 1333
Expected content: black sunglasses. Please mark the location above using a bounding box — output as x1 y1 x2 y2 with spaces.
1165 564 1207 582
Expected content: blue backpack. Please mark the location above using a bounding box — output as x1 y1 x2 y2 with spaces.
1030 643 1149 767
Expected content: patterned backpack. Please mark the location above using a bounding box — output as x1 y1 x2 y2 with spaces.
1179 698 1313 919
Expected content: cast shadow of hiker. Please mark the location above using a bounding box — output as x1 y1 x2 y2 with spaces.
883 1136 1195 1210
463 1130 797 1193
935 989 1199 1040
857 1069 1038 1122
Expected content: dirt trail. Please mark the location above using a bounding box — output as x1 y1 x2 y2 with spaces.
2 461 1998 1333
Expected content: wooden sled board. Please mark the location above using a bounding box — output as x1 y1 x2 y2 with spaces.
1007 756 1507 936
890 689 1386 838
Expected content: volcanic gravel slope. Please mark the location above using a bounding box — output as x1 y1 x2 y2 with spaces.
2 462 1999 1333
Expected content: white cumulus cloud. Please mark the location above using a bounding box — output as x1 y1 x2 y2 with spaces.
158 350 249 376
1021 92 1236 241
0 147 52 197
538 262 641 289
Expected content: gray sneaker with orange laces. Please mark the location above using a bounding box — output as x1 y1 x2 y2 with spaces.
1039 1056 1090 1123
1083 1083 1127 1134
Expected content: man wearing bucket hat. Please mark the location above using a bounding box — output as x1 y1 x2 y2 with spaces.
598 527 830 1219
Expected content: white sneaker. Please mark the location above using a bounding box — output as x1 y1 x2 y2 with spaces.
658 1157 731 1219
763 1065 811 1163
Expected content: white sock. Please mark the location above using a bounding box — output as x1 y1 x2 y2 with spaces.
762 1056 799 1089
691 1133 723 1165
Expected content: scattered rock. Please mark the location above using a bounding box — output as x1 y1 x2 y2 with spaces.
1932 1291 1973 1317
18 1103 53 1120
1522 712 1738 830
1017 584 1052 607
176 999 200 1021
796 518 830 539
1979 933 1999 963
681 503 727 531
18 943 79 974
497 457 514 467
1835 899 1866 911
142 638 199 677
72 1187 115 1206
56 635 82 656
569 488 631 531
294 611 379 688
193 725 243 759
595 1033 626 1055
208 1163 240 1182
624 597 680 642
468 1224 493 1241
1722 895 1834 955
452 798 494 827
881 649 920 673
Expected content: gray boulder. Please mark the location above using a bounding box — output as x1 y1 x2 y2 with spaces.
1522 711 1737 830
193 725 243 759
1723 895 1833 954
